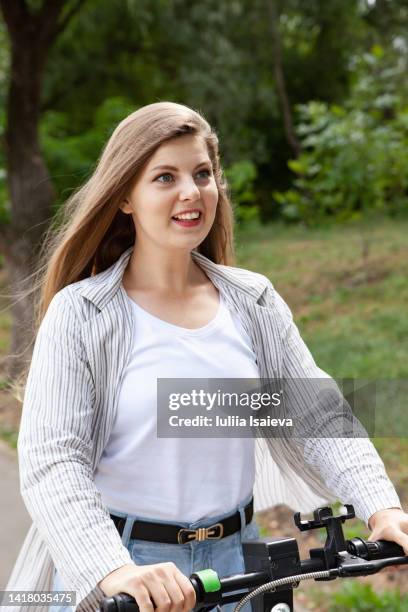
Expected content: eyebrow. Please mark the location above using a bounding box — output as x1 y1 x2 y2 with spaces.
150 161 212 173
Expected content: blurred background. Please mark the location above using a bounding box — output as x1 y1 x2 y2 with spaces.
0 0 407 609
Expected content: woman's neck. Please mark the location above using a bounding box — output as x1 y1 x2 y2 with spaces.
122 243 206 295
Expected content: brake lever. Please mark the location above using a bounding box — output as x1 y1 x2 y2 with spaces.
338 554 408 577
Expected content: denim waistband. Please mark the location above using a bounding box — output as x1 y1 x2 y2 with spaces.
108 491 254 548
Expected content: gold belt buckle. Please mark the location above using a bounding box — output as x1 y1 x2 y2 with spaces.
177 522 224 544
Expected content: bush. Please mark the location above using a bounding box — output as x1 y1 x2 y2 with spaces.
274 47 408 225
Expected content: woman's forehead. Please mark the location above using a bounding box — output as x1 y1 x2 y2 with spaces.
147 134 210 168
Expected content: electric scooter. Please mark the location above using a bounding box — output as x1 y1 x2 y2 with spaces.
100 504 408 612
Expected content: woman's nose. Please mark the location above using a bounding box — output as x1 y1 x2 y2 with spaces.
179 177 201 200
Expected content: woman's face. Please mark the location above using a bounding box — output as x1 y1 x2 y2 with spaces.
121 134 219 254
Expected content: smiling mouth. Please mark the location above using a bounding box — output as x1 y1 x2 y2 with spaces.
171 211 202 226
171 211 202 221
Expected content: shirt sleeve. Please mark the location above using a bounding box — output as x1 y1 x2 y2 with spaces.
18 288 133 606
270 282 402 526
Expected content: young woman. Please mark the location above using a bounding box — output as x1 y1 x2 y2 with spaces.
6 102 408 612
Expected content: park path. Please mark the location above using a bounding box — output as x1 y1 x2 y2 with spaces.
0 440 31 589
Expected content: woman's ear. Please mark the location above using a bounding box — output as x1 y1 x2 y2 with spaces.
120 198 133 214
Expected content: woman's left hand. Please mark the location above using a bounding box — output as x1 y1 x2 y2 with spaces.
367 508 408 555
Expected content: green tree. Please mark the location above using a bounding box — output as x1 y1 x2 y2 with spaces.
273 46 408 276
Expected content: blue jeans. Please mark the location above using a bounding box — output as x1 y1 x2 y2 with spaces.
50 493 259 612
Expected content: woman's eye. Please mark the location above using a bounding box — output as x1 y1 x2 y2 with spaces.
155 169 211 183
156 173 173 183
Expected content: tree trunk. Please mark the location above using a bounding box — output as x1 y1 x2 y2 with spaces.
4 40 56 380
266 0 301 158
0 0 82 380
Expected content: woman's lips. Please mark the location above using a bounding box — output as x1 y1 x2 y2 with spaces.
171 212 202 227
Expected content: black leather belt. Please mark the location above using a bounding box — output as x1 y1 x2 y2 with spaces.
110 497 253 545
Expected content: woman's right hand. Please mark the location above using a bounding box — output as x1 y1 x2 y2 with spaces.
98 562 197 612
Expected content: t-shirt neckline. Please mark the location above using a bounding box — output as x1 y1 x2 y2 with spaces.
123 286 226 337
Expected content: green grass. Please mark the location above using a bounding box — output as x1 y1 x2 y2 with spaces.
309 581 408 611
235 216 408 505
236 217 408 379
329 582 408 611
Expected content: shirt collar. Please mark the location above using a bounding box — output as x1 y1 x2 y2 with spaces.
76 245 268 310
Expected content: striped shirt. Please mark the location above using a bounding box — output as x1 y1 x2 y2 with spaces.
5 246 401 612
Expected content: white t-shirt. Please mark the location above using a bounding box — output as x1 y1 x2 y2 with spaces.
94 290 260 522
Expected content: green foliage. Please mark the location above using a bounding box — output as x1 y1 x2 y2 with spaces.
36 0 372 222
2 0 407 228
328 581 408 611
224 160 260 225
40 96 135 207
274 48 408 225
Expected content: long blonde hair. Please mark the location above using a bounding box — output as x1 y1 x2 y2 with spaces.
12 102 235 394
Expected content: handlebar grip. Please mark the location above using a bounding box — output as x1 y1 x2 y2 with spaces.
100 578 203 612
347 538 405 560
100 593 139 612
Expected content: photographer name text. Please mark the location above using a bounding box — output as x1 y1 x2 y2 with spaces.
168 415 293 427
